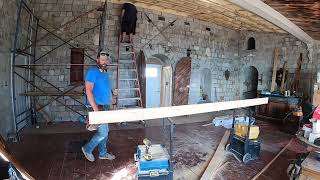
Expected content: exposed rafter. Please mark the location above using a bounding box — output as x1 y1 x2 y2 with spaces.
228 0 314 44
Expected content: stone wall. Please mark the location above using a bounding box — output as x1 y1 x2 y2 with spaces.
29 1 312 122
104 3 311 103
104 3 241 104
31 0 103 122
0 0 18 138
308 41 320 103
239 31 311 99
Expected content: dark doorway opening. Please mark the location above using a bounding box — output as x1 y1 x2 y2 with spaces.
243 66 258 99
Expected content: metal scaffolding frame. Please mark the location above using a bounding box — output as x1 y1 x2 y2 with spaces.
11 0 39 134
11 0 108 134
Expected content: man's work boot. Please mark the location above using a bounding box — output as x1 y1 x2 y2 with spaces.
99 153 116 160
81 147 95 162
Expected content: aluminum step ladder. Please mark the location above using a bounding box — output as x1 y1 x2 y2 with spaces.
116 39 143 110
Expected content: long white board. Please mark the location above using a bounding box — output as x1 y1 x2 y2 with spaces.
89 98 268 124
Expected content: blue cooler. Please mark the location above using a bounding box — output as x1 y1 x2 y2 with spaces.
135 144 170 179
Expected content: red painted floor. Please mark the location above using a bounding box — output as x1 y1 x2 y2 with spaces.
8 118 310 180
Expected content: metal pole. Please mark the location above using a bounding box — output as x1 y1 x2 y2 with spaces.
21 1 36 16
37 24 98 62
15 50 34 57
246 109 252 140
35 24 99 62
32 18 39 124
36 84 82 112
169 122 175 180
162 118 166 147
16 109 30 117
232 109 236 130
25 13 32 49
32 73 86 107
15 72 85 116
100 0 108 50
11 0 23 134
116 32 120 108
26 9 34 126
16 113 33 125
21 6 102 52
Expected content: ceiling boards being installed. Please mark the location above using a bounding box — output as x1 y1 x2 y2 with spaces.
111 0 285 33
263 0 320 40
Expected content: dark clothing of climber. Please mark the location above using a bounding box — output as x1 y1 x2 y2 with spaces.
121 2 137 43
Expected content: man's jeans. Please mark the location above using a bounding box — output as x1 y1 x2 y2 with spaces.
83 105 110 157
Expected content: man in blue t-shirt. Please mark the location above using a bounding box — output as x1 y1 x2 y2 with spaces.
81 51 116 162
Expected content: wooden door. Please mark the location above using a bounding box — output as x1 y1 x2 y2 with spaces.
173 58 191 105
70 48 84 83
137 50 146 107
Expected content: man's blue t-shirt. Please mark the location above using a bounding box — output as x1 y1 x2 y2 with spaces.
85 66 111 105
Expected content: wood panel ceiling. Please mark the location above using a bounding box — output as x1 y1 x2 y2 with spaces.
262 0 320 40
111 0 285 33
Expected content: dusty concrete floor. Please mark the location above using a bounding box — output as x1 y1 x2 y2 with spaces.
8 114 310 180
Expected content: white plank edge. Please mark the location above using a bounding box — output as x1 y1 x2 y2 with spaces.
89 98 268 124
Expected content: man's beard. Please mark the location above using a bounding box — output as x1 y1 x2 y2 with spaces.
97 63 107 71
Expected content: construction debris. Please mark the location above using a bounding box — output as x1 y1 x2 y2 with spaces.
251 138 293 180
200 130 230 180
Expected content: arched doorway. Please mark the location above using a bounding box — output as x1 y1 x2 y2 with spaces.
145 55 173 107
173 57 191 105
200 68 212 102
243 66 258 99
146 63 161 108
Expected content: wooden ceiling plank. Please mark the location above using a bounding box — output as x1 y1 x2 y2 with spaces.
140 0 280 32
198 0 280 32
111 0 285 34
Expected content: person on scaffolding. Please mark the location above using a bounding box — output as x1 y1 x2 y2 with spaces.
120 1 137 43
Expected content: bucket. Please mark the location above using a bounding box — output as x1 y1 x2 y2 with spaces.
303 124 312 138
312 120 320 134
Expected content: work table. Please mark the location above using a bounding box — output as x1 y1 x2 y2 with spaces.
257 93 301 120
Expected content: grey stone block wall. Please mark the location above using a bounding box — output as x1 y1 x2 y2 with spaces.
31 0 103 122
104 3 241 105
239 31 311 99
103 3 312 104
28 1 313 122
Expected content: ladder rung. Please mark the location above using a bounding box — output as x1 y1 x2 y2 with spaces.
118 97 141 101
118 106 142 109
30 26 37 31
120 43 133 47
119 60 134 63
119 78 138 81
119 69 137 71
120 51 134 55
118 88 139 91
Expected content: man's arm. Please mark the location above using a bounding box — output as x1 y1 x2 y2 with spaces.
85 82 99 112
